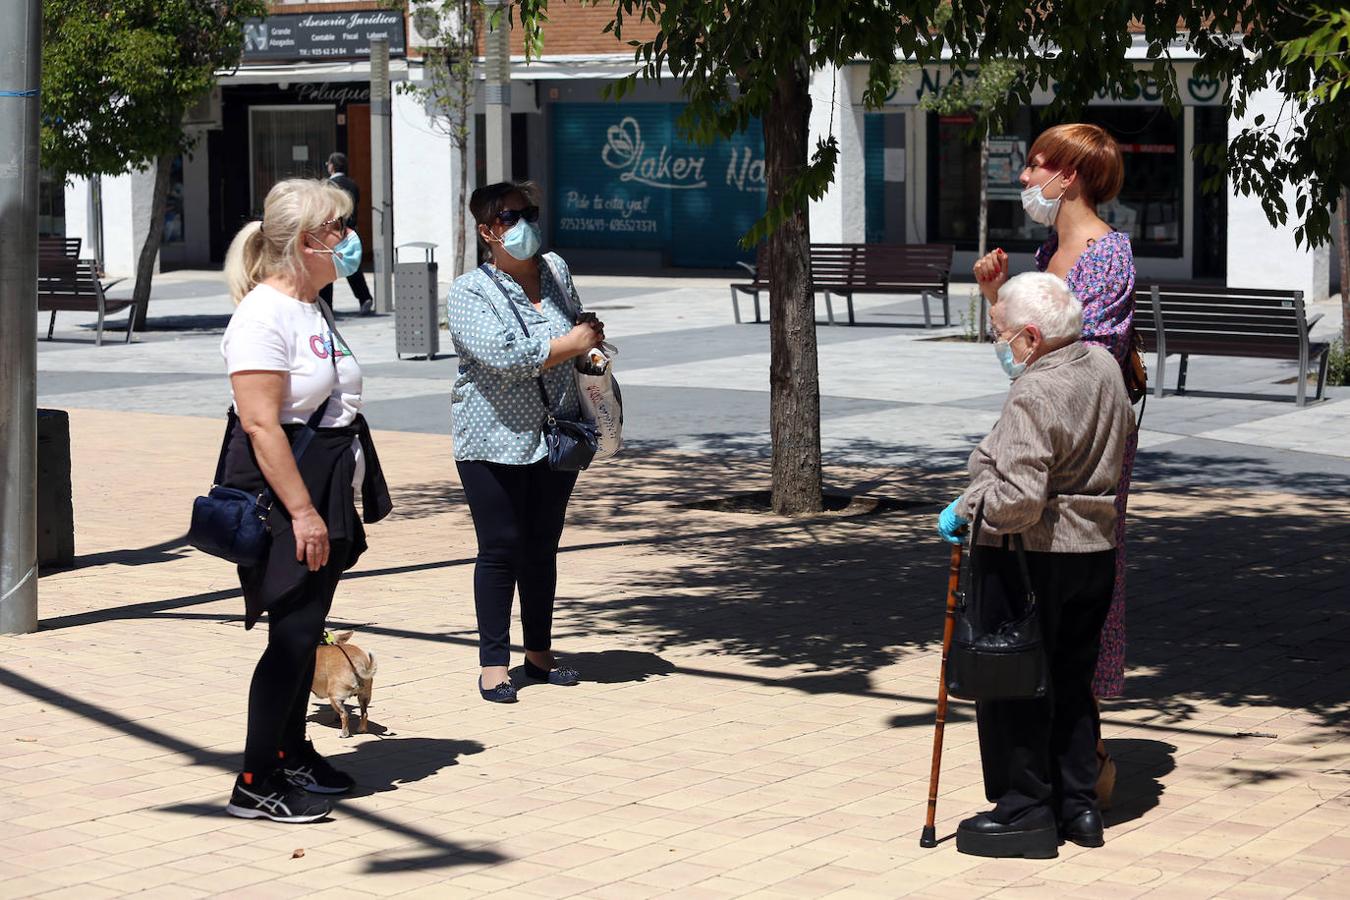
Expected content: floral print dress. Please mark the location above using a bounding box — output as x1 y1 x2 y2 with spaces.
1036 229 1136 698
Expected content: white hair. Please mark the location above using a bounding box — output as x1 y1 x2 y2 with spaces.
996 272 1083 342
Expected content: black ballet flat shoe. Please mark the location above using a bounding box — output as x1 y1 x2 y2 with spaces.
956 807 1059 859
1060 809 1105 848
522 658 580 686
478 676 518 703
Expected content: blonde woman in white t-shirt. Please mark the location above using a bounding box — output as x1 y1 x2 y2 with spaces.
217 178 393 823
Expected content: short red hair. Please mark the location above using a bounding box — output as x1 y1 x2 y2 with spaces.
1028 123 1124 206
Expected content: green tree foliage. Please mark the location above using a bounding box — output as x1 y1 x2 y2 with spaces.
42 0 265 323
1279 5 1350 343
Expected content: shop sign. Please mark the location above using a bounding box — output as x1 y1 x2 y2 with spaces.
242 10 406 62
552 104 766 268
880 62 1225 107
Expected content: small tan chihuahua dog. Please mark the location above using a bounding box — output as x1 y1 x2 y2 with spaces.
311 631 377 738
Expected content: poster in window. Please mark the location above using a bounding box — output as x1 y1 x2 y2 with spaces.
986 136 1026 200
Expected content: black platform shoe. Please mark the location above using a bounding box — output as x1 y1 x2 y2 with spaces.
956 806 1059 859
1060 809 1105 848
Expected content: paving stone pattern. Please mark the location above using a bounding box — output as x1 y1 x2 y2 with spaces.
4 272 1347 898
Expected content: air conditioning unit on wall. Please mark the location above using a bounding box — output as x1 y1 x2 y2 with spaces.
183 86 222 129
407 4 449 51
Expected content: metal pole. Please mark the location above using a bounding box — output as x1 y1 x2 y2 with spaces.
369 38 395 314
0 0 42 634
484 0 511 182
89 174 104 274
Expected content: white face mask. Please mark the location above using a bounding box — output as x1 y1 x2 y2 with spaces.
1021 172 1064 227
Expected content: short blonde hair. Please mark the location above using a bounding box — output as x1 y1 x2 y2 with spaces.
223 178 352 303
997 272 1083 342
1028 123 1124 206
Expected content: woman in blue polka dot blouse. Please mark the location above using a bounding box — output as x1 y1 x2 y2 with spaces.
448 180 606 704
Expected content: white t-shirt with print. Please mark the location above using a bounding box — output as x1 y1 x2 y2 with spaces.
221 283 365 486
222 283 363 425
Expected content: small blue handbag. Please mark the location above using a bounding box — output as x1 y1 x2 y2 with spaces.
188 399 331 566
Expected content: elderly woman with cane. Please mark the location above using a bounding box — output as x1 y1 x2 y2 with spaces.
972 123 1137 803
936 272 1133 858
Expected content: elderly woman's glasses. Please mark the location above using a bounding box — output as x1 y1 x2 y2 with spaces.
496 205 539 226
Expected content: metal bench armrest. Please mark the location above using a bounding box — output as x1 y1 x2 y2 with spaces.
1305 312 1324 332
735 261 757 277
100 277 126 292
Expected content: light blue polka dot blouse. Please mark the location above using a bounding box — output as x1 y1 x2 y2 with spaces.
448 252 583 464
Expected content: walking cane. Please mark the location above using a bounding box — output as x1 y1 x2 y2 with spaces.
920 539 964 848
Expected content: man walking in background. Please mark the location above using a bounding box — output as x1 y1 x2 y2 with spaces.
320 152 375 315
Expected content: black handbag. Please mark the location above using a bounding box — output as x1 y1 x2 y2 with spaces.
481 263 598 472
188 400 330 566
945 508 1047 702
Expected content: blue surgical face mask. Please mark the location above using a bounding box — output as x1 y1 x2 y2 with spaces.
312 230 363 278
1020 172 1063 227
994 327 1032 379
499 220 541 261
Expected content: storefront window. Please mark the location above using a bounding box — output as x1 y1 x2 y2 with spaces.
248 106 335 215
163 155 185 244
929 106 1184 257
38 169 65 237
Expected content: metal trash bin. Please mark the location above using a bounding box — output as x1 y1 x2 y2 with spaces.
394 241 440 360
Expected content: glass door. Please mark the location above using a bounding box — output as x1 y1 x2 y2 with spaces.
248 105 336 216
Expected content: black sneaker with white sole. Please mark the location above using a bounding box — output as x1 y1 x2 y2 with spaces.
225 771 330 823
281 739 355 795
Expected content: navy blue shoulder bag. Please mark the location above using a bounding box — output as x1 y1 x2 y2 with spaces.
190 299 340 565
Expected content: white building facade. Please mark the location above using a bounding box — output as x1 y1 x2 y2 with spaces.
61 20 1332 303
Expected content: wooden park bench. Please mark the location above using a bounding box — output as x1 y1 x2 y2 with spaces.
37 257 131 346
1135 283 1330 406
39 236 82 259
730 242 954 327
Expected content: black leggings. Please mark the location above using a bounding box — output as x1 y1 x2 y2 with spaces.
243 549 344 776
972 545 1116 823
457 459 578 667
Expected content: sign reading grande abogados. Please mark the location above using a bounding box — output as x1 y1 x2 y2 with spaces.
242 11 407 62
551 103 766 269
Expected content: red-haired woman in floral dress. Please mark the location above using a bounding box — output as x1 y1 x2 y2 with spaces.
973 122 1136 808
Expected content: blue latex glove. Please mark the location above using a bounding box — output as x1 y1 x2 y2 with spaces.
937 496 969 544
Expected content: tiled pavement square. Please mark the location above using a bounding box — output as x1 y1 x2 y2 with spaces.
2 407 1346 897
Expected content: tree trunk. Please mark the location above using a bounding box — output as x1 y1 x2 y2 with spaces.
131 152 174 331
1340 186 1349 346
765 62 823 516
976 132 990 343
455 123 469 278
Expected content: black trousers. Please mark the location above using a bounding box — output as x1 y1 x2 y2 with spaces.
319 270 372 307
972 544 1116 824
242 544 345 776
457 459 578 667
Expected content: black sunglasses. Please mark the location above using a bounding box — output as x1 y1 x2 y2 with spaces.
496 205 540 226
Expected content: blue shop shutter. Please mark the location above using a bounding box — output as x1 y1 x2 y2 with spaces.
865 114 885 244
550 102 764 268
551 103 671 252
669 111 764 268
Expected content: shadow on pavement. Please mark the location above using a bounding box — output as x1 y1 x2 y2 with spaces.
0 666 505 873
1103 738 1176 828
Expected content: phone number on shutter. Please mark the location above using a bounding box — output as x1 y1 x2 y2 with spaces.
559 217 658 234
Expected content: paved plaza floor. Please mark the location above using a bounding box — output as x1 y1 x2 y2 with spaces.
3 271 1348 898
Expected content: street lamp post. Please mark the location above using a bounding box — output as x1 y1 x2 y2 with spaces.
483 0 512 182
0 0 42 634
